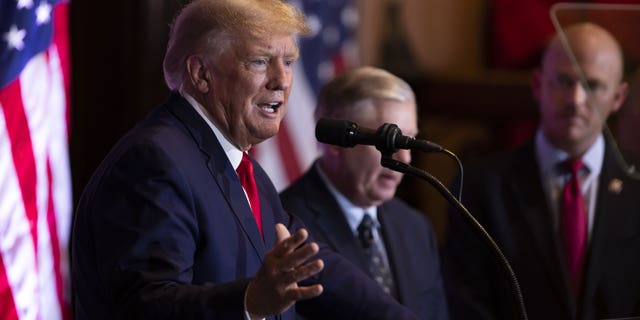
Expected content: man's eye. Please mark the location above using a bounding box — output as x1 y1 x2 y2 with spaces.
247 59 268 71
585 81 605 92
556 75 575 88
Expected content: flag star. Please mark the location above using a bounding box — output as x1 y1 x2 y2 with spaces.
17 0 34 9
3 25 27 51
36 2 52 25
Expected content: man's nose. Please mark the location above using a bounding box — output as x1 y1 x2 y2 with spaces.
266 61 292 91
567 82 588 106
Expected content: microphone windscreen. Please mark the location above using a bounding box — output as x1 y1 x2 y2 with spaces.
315 118 356 147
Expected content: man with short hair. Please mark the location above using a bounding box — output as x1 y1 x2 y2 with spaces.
281 66 448 320
442 23 640 320
71 1 419 319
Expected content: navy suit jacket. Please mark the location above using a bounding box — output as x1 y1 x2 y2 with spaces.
280 164 448 320
71 93 418 320
442 140 640 320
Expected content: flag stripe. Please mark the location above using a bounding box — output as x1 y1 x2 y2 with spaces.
275 122 303 182
0 257 19 320
0 81 39 258
46 159 68 320
0 100 38 320
53 3 71 130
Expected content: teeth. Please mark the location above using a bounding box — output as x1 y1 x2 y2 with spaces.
260 102 280 113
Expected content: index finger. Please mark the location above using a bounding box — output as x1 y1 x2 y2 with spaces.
272 224 309 257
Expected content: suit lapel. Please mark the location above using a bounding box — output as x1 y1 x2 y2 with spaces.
377 204 410 303
510 143 573 314
579 144 630 317
166 93 266 259
303 166 370 271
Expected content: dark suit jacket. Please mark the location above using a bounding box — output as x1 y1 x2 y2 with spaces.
442 139 640 320
71 93 418 320
280 164 448 320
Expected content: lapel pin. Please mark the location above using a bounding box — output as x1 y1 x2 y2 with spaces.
608 178 623 194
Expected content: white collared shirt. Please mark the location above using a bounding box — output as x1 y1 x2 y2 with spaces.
315 163 379 233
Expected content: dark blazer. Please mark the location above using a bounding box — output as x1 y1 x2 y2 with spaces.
280 164 449 320
71 93 418 320
442 139 640 320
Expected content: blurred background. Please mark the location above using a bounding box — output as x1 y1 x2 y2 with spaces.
4 1 640 316
69 0 640 241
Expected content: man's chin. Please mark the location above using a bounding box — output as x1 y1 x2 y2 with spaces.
252 125 281 141
372 188 397 203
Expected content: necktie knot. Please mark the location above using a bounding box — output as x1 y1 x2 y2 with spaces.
561 158 584 177
357 214 375 249
237 153 254 178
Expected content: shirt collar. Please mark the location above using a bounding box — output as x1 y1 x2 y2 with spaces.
180 90 244 170
314 163 379 233
535 128 604 177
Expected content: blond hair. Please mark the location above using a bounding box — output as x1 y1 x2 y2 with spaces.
163 0 311 90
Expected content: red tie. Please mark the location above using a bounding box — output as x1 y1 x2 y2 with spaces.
560 158 587 299
237 153 262 237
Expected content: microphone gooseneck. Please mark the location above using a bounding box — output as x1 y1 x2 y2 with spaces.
380 157 528 320
315 118 526 319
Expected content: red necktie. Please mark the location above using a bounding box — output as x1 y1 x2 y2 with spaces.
237 153 263 237
560 158 587 299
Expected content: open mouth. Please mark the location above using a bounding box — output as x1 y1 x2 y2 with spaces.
259 102 282 114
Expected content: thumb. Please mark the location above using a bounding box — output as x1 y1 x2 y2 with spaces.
275 223 291 243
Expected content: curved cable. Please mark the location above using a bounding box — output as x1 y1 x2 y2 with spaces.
381 156 528 320
440 148 463 201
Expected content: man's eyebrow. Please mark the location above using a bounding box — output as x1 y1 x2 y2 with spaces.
250 46 299 56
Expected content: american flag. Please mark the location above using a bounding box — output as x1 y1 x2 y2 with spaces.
0 0 71 319
252 0 359 190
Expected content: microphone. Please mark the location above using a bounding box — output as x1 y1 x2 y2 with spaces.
315 118 443 153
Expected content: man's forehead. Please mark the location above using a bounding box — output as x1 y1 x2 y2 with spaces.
233 36 298 54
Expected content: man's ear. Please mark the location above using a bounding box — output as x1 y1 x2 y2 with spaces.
611 81 629 113
186 55 211 93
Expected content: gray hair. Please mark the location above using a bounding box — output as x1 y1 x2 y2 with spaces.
315 66 416 121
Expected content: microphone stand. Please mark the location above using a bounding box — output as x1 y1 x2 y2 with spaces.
380 154 528 320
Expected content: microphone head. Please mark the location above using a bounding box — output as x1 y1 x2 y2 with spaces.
315 118 358 148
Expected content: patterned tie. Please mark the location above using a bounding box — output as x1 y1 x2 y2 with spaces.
357 213 396 297
237 153 262 237
560 158 587 299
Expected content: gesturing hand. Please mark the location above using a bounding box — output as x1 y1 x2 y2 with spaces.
245 223 325 318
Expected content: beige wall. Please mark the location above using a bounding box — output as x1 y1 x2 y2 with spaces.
358 0 530 83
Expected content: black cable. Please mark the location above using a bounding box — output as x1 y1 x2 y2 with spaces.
440 148 463 201
380 156 528 320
